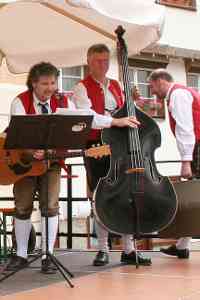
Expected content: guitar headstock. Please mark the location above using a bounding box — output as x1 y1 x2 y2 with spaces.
85 144 111 159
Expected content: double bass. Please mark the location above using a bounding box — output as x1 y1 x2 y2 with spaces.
94 26 178 235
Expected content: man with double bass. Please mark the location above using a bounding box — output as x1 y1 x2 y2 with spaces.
148 68 200 259
5 61 140 273
73 43 152 266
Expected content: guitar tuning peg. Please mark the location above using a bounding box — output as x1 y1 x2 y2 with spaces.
92 144 95 147
97 143 100 147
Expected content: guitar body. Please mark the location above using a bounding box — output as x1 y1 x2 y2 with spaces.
0 134 110 185
0 134 47 185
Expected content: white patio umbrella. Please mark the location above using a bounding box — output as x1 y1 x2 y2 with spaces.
0 0 165 73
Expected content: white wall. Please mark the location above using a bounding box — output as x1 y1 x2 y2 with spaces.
159 0 200 52
166 58 187 83
0 83 26 131
0 84 26 206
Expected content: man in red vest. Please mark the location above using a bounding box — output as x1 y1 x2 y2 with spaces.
5 62 73 274
5 61 140 273
73 44 152 267
148 68 200 259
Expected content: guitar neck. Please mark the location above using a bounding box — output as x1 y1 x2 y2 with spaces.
46 150 84 160
19 145 110 164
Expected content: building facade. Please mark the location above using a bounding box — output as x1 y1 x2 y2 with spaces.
0 0 200 214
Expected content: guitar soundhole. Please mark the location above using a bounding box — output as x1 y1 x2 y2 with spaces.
8 163 32 175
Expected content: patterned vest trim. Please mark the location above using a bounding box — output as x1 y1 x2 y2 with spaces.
81 75 124 140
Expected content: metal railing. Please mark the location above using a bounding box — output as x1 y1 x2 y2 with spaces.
1 161 200 251
0 163 91 249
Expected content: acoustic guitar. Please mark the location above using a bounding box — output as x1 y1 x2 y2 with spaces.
0 133 111 185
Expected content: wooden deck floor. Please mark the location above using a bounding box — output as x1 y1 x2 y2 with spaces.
1 251 200 300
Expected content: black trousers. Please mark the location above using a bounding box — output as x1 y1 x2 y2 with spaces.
191 142 200 178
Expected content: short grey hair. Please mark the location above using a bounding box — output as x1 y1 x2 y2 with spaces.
87 44 110 58
148 69 174 82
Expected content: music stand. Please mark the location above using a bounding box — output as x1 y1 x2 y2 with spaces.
1 114 93 287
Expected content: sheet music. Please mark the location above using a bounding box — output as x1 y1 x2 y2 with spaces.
55 108 112 130
55 108 93 116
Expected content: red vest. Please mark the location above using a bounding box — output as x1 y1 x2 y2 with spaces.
168 84 200 141
17 90 69 170
18 90 68 114
81 75 124 140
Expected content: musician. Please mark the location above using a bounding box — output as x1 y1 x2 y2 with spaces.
148 68 200 259
72 44 152 266
5 62 140 273
5 62 70 273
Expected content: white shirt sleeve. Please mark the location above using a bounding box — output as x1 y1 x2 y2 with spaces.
169 88 195 161
67 99 76 110
10 97 26 115
72 82 92 109
72 82 113 129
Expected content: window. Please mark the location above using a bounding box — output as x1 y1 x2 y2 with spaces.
156 0 197 10
187 73 200 91
129 68 152 98
128 67 165 119
59 66 84 92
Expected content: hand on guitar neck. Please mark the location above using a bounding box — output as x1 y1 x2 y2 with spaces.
33 149 45 160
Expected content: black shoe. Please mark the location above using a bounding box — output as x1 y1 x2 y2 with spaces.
160 245 190 259
93 251 109 266
41 257 57 274
121 251 152 266
5 255 28 271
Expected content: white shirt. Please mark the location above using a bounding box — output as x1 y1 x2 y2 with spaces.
10 93 75 115
72 80 119 129
72 80 118 113
166 84 195 161
10 92 113 129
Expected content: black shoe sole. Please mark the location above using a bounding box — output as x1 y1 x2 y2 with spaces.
160 250 189 259
178 255 190 259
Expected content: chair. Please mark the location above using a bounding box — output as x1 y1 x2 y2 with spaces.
0 207 15 261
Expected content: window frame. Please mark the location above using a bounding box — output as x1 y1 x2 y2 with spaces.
59 66 84 93
128 66 154 99
187 72 200 91
155 0 197 11
128 66 166 119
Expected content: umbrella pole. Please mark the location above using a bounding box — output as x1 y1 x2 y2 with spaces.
41 2 116 41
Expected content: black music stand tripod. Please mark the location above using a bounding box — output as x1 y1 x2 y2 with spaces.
0 114 93 287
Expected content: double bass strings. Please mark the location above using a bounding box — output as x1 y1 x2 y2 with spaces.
120 44 144 171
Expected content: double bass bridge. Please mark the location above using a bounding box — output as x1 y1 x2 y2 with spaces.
125 167 144 174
